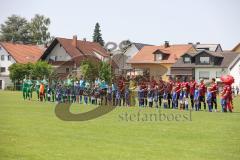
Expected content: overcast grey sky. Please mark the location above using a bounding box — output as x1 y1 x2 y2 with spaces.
0 0 239 49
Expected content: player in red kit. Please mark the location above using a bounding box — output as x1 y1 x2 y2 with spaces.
142 78 148 107
166 76 174 108
158 76 165 107
150 76 157 89
117 76 125 106
189 77 197 109
199 79 206 110
181 77 190 93
175 77 181 108
220 75 234 112
210 78 218 112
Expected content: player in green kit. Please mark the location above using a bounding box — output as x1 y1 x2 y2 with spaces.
27 75 33 100
35 77 41 101
50 79 56 102
22 75 28 100
66 75 74 102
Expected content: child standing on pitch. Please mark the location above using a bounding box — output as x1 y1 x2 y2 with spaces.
125 85 130 107
138 84 144 107
39 82 45 102
194 85 200 111
153 86 159 108
172 87 178 109
206 87 213 112
147 85 154 107
107 85 112 106
179 87 184 110
162 90 168 109
183 87 189 110
116 88 121 106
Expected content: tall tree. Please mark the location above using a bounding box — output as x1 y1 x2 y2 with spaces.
92 22 104 46
29 14 51 44
80 60 100 82
0 15 31 43
0 14 51 44
31 61 52 78
99 61 112 83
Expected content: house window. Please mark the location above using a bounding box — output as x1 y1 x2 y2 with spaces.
0 67 6 73
199 71 210 80
184 57 191 63
216 71 222 78
155 54 163 61
1 55 4 61
7 55 11 61
200 57 210 64
66 68 70 73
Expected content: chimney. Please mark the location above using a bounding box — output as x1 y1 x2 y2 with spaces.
72 35 77 47
164 41 170 48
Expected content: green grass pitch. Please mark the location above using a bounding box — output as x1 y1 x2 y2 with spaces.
0 91 240 160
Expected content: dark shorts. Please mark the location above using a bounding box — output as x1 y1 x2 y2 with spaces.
199 96 205 102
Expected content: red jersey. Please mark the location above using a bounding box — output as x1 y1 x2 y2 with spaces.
181 81 190 93
165 80 174 93
189 80 196 95
158 80 165 94
211 83 218 97
222 85 231 100
175 81 181 94
150 79 157 89
118 79 125 92
199 82 206 96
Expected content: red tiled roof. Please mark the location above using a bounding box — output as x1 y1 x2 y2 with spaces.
128 44 194 64
0 42 45 63
41 37 110 63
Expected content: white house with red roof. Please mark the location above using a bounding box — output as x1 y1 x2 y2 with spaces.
41 36 113 78
0 42 44 89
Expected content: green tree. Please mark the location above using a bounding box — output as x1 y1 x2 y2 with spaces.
0 15 31 43
8 63 34 89
8 63 32 82
9 62 52 89
32 61 52 79
92 22 104 46
99 61 112 83
0 14 51 44
29 14 51 44
80 60 100 82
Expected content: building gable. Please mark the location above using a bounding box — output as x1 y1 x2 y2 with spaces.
152 49 170 61
124 44 139 58
45 43 71 61
215 44 223 52
0 44 16 63
195 51 214 65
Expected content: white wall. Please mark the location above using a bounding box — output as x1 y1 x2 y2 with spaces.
125 45 139 69
0 76 12 89
93 51 109 62
46 43 71 61
0 45 15 89
195 67 228 83
125 45 139 57
229 58 240 87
